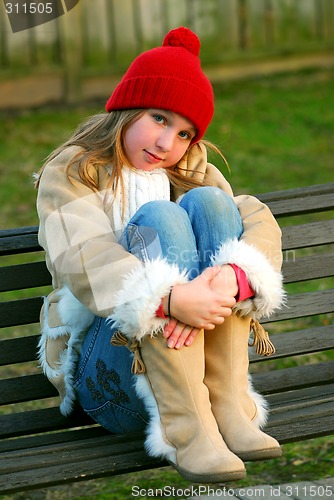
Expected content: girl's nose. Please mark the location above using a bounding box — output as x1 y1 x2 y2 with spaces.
156 130 175 152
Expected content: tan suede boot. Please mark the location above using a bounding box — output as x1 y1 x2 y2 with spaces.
204 314 282 461
136 330 246 483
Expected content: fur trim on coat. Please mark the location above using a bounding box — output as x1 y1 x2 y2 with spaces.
108 257 188 342
38 286 95 416
211 238 285 319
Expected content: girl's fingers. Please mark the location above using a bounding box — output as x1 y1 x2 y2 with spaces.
165 323 192 349
163 317 178 338
184 327 201 347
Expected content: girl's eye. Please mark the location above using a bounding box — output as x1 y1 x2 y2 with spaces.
153 114 165 124
179 131 191 140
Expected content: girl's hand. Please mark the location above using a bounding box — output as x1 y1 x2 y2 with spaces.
163 318 201 349
209 264 238 298
163 266 237 331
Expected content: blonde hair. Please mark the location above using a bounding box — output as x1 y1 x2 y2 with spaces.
35 109 228 204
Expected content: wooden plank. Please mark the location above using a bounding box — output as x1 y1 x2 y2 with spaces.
0 226 41 255
0 443 164 494
282 253 334 283
0 261 51 292
0 374 57 405
0 297 43 328
0 433 146 471
0 336 39 366
269 399 334 427
263 289 334 322
0 426 110 454
267 384 334 412
252 361 334 395
282 220 334 250
257 182 334 204
249 325 334 363
264 192 334 217
0 407 93 440
267 406 334 444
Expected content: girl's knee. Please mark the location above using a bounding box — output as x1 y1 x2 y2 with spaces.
134 200 189 230
180 186 239 216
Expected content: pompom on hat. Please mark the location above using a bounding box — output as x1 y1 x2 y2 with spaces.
105 26 214 142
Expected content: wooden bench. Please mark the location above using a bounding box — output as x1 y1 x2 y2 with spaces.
1 182 334 494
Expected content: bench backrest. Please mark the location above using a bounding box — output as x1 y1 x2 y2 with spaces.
1 183 334 443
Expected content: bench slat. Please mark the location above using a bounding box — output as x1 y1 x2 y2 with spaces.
257 182 334 214
267 384 334 412
0 374 57 406
0 297 43 328
0 226 41 255
282 220 334 250
0 262 51 292
0 407 93 440
0 426 110 454
267 406 334 444
257 183 334 203
264 289 334 322
249 324 334 363
0 336 38 366
0 440 164 494
265 192 334 217
253 361 334 395
282 252 334 283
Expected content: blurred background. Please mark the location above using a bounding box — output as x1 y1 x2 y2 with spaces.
1 0 334 229
0 0 334 228
1 0 334 107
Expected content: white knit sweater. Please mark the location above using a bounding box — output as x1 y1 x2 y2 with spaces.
110 166 171 233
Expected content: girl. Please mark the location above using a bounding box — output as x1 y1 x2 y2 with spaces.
35 27 285 483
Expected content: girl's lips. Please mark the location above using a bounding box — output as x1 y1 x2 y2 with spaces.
144 150 164 163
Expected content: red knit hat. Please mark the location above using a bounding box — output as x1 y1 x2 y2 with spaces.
105 26 214 142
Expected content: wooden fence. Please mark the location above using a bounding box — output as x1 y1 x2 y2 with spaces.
0 0 333 107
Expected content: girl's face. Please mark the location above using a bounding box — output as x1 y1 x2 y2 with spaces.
123 109 196 171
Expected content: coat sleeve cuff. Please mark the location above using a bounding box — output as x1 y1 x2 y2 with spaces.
211 238 286 319
108 257 188 341
229 264 255 302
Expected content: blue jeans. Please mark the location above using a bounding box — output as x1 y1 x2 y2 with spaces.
73 187 243 433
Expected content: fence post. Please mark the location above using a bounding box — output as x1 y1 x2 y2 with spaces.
237 0 248 50
264 0 275 46
61 1 83 104
0 8 9 67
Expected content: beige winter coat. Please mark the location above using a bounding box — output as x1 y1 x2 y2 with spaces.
36 143 284 415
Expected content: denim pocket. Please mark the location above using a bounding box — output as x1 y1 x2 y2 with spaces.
73 316 149 433
83 399 148 433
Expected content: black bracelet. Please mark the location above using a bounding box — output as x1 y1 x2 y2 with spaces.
168 287 173 317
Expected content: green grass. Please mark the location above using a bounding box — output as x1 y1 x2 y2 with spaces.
1 68 334 498
1 67 334 229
